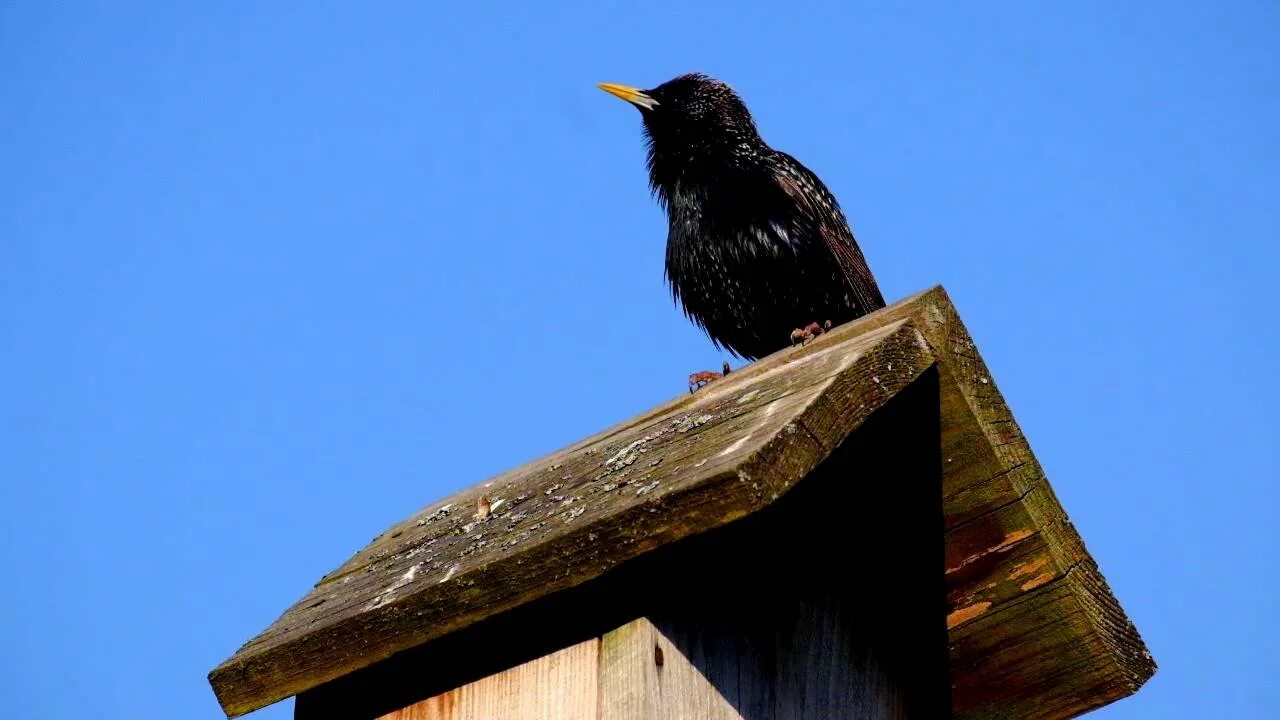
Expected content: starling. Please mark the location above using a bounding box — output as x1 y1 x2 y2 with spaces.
599 73 885 361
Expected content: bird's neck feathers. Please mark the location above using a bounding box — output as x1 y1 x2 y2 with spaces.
643 123 767 208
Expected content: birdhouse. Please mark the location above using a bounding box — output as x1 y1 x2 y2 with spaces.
209 287 1154 719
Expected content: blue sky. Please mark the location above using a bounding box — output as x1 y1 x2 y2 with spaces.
2 2 1276 718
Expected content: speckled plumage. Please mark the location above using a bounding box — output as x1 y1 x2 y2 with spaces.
604 73 885 360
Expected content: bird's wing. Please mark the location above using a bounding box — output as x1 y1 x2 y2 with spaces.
771 152 885 313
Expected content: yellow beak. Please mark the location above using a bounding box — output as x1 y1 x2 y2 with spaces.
598 82 659 110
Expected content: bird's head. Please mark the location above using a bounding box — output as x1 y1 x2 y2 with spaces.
599 73 759 144
599 74 763 194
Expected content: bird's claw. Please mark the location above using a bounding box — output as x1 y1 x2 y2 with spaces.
688 361 733 393
790 320 833 347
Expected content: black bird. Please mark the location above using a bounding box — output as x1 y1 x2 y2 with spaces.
599 73 885 361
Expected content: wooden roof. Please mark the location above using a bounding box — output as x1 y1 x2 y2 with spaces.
209 287 1154 719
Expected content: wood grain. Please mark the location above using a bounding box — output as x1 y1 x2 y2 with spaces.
385 602 908 720
378 638 598 720
298 370 950 720
213 320 933 716
850 289 1155 718
599 606 907 720
211 287 1154 720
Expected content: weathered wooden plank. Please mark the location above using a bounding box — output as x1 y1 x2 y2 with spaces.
838 287 1154 718
376 637 598 720
212 286 1154 720
250 324 908 638
298 368 950 720
382 597 913 720
597 619 662 720
212 320 935 717
599 606 909 720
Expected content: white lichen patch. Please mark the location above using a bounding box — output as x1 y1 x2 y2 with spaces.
599 416 716 480
363 563 424 611
415 502 454 526
718 435 751 457
399 564 420 584
603 439 646 472
674 414 714 433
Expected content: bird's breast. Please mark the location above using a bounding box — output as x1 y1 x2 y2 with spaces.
663 186 800 308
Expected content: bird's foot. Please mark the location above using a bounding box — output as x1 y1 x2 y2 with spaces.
789 320 833 347
688 361 733 393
